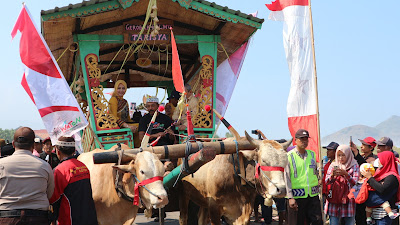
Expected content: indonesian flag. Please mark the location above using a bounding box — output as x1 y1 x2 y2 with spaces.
170 29 185 93
11 5 88 144
215 12 256 118
266 0 320 160
171 29 195 136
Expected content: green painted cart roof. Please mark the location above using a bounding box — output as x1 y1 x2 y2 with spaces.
41 0 264 29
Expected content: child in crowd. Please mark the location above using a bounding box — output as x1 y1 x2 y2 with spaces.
359 162 399 224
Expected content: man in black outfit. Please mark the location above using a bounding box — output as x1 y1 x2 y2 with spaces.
39 137 60 169
350 136 378 165
138 96 175 146
350 137 378 225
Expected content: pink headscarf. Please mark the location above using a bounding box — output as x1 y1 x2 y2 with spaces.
332 144 358 170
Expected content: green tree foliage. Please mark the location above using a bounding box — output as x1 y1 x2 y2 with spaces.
0 129 16 143
225 132 233 138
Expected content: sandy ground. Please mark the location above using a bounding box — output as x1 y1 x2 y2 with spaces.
134 211 280 225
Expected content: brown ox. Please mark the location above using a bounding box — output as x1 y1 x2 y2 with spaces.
179 132 290 225
78 145 168 225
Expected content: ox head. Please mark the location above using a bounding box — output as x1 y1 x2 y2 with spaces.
113 151 168 209
241 131 290 198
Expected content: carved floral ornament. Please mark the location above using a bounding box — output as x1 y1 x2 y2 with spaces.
193 55 213 128
85 54 119 130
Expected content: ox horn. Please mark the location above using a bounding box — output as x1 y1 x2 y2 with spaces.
245 131 260 147
213 109 240 140
123 152 137 160
281 138 293 150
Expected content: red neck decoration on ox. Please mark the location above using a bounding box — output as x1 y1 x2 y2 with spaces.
255 163 284 179
133 176 163 206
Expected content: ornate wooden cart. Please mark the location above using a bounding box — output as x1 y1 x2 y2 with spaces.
41 0 263 151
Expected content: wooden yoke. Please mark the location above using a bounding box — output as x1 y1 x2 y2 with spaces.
93 140 255 164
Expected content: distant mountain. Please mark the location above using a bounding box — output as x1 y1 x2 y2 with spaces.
322 115 400 147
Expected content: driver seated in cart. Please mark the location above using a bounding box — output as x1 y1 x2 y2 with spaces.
108 80 138 133
138 96 175 146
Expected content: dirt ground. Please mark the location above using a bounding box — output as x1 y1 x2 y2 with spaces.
134 211 280 225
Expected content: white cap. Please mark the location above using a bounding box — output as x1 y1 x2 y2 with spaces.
55 140 75 147
147 96 159 103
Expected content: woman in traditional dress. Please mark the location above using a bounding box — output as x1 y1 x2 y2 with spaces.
109 80 137 132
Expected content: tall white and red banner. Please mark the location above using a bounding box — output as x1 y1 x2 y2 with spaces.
266 0 320 160
12 5 88 144
215 12 256 118
215 42 250 118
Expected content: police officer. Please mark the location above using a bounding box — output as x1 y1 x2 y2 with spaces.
285 129 323 225
0 127 54 225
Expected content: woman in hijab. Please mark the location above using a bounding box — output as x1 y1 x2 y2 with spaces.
109 80 137 132
361 151 400 225
325 144 360 225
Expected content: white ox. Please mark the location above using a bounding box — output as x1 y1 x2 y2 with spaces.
78 145 168 225
179 132 289 225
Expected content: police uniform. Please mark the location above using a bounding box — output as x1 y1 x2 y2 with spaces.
0 149 54 224
285 147 323 225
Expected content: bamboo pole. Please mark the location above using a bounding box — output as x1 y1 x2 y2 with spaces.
308 0 325 222
92 140 254 164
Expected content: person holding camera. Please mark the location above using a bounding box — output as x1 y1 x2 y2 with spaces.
324 145 359 225
0 127 55 225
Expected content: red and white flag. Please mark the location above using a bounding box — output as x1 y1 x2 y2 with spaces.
215 42 250 118
266 0 320 160
215 12 256 118
11 5 88 144
170 29 185 93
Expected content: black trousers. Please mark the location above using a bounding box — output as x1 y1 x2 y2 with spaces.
0 216 49 225
355 203 367 225
287 196 323 225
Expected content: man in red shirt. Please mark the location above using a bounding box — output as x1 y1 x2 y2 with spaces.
50 136 98 225
322 142 339 197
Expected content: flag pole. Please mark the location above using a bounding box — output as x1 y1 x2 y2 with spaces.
308 0 322 173
308 0 325 222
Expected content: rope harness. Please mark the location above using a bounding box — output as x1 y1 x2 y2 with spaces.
227 149 285 198
113 145 163 206
182 138 203 176
255 161 285 196
114 147 137 202
132 175 164 206
231 140 240 177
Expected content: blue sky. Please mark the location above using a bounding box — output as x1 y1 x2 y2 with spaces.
1 1 399 140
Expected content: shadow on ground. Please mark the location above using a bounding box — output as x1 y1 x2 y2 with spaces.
134 212 280 225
